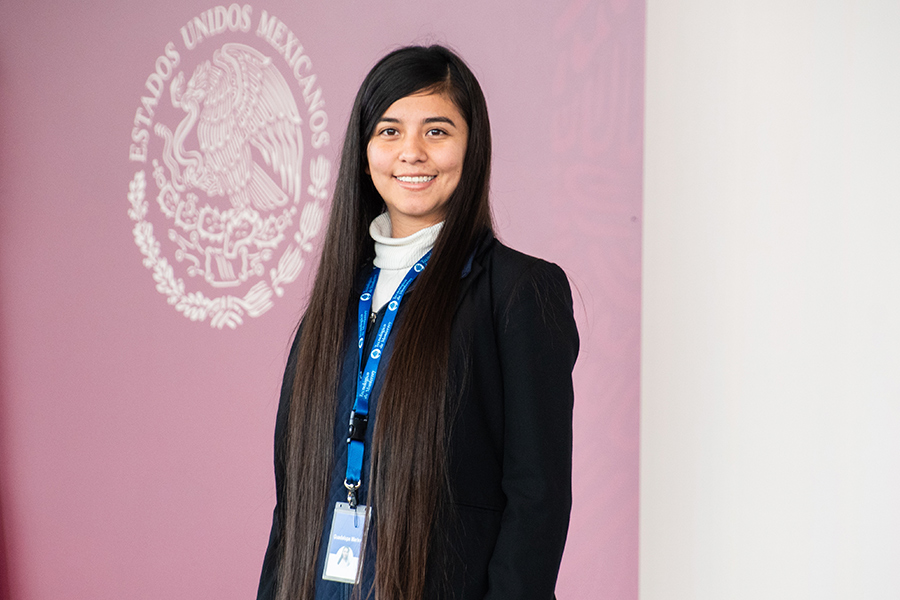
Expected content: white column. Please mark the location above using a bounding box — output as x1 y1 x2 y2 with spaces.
642 2 900 598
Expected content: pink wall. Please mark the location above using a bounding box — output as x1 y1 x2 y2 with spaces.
0 1 642 598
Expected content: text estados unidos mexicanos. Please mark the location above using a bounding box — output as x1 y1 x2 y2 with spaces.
129 5 330 163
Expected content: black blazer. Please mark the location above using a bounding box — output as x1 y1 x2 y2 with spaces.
258 236 579 600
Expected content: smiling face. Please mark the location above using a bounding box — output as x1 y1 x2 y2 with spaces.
366 91 468 238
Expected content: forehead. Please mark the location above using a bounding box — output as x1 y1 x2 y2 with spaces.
378 92 465 123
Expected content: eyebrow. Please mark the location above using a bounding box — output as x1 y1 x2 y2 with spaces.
377 116 458 127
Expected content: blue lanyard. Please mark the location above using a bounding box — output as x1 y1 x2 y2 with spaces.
344 250 431 507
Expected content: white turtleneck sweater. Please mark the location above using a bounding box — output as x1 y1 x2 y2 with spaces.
369 212 443 313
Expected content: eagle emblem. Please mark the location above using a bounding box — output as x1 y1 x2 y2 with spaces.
152 42 305 289
127 22 331 329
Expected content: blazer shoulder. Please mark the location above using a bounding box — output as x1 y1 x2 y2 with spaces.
480 240 572 312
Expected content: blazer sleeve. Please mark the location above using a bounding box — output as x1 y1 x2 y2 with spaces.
256 329 301 600
485 259 579 600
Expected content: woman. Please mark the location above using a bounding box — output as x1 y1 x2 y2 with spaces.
257 44 579 600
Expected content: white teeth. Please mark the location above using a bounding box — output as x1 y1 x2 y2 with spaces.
396 175 436 183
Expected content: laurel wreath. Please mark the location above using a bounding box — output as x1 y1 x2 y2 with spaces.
128 157 328 329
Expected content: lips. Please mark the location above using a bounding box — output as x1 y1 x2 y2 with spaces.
395 175 436 183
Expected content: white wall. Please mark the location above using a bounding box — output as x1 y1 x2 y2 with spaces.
642 2 900 598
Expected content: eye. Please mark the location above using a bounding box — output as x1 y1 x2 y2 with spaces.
377 127 399 137
426 128 448 137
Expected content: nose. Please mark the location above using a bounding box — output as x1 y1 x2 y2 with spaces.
398 135 426 163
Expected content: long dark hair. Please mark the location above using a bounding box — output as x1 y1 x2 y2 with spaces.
275 45 493 600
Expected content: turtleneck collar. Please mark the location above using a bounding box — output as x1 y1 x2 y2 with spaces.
369 212 443 270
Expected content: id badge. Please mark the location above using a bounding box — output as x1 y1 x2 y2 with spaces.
322 502 370 583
